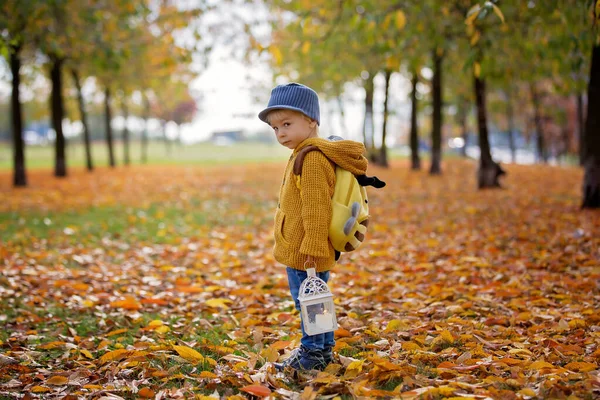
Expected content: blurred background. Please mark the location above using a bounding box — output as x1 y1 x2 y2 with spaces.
1 1 598 184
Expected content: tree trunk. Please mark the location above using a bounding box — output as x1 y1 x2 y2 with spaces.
71 69 93 171
142 93 149 164
378 69 391 167
362 72 375 154
104 87 115 167
506 88 517 164
409 73 420 170
577 93 585 166
457 99 468 158
475 76 505 189
122 98 130 166
50 56 67 177
337 95 348 136
430 51 443 175
10 45 26 187
582 45 600 209
530 83 547 163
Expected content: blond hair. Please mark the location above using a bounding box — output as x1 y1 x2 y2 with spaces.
266 109 319 134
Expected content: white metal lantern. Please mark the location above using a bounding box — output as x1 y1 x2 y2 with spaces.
298 267 338 336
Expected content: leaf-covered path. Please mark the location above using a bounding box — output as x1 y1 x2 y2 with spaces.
0 160 599 399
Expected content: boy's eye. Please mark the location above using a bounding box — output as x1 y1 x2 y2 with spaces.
284 123 290 127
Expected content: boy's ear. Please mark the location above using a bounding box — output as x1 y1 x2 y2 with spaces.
309 120 317 128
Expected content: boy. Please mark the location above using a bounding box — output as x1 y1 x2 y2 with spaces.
258 83 368 371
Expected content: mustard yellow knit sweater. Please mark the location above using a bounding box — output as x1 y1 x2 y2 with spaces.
273 137 368 272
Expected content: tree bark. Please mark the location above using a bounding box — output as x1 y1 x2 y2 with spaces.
582 45 600 209
10 45 26 187
577 93 585 166
378 69 391 167
506 88 517 164
457 99 468 158
71 69 93 171
410 73 420 170
530 83 547 163
475 76 505 189
362 72 375 154
430 51 443 175
122 98 130 166
142 93 149 164
104 87 116 167
50 56 67 177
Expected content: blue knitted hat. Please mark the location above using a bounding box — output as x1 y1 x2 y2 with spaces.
258 83 320 125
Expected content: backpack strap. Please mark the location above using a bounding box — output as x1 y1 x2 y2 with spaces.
293 145 323 176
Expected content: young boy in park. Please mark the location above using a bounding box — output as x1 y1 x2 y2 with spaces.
258 83 369 371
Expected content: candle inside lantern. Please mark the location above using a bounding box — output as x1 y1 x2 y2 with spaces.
315 312 333 330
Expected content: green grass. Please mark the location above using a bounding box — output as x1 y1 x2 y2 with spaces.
0 140 294 170
0 140 416 171
0 200 270 244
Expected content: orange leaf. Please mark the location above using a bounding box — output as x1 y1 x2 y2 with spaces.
334 328 352 338
240 385 271 398
564 362 597 372
46 375 69 385
110 296 141 310
99 349 134 364
269 340 291 351
138 388 155 398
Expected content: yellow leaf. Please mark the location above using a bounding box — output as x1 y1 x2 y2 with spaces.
205 298 232 309
465 4 481 25
518 388 537 396
440 330 454 343
270 46 283 66
38 341 66 350
147 320 164 328
83 384 103 390
99 349 134 364
155 325 170 334
199 371 217 379
344 359 365 379
568 319 586 328
564 361 597 372
474 63 481 78
402 341 421 351
395 10 406 30
301 42 311 54
528 360 554 370
173 345 204 364
80 349 94 359
385 319 406 332
107 328 128 337
492 4 505 23
32 386 52 393
46 375 69 385
470 30 481 46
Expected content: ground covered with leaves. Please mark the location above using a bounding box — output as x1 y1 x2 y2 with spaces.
0 160 599 399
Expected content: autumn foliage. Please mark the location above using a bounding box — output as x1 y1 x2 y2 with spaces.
0 161 599 398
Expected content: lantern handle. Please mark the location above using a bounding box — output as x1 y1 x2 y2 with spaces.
303 260 317 277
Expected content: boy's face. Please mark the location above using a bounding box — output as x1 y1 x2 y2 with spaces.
268 110 317 149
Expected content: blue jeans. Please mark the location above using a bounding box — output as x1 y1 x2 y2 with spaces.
286 267 336 351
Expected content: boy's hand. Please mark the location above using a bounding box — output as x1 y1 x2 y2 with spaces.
306 255 314 264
